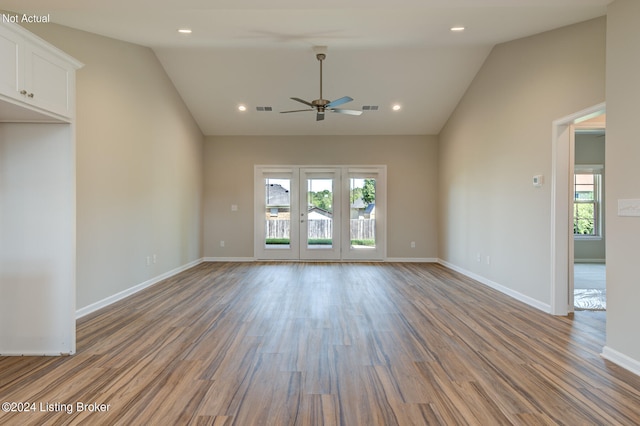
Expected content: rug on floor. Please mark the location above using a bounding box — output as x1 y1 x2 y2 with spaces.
574 289 606 311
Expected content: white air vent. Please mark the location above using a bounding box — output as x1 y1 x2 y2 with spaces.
256 106 273 112
362 105 378 111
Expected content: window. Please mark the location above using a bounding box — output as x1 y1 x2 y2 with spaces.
574 166 602 238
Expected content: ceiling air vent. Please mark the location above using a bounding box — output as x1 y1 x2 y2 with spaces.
362 105 379 111
256 106 273 112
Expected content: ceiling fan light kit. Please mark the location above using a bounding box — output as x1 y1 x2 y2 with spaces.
281 46 363 121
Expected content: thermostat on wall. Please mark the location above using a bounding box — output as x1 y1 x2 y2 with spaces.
533 175 544 187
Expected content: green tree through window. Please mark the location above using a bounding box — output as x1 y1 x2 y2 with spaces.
308 189 332 212
574 169 601 237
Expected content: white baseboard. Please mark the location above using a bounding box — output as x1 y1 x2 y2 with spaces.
601 346 640 377
76 258 204 319
203 257 256 262
437 259 551 313
204 257 438 263
385 257 438 263
0 350 74 356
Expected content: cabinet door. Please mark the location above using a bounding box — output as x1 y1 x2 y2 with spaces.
24 44 74 118
0 25 23 101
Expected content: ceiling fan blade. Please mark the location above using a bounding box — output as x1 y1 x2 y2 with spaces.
281 109 314 114
290 97 315 107
316 112 325 121
330 108 363 116
326 96 353 108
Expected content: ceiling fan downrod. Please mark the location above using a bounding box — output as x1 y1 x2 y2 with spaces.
317 52 325 103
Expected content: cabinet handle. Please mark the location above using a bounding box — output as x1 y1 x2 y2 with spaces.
20 90 27 95
28 93 34 98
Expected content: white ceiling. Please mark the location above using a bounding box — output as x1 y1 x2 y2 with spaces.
3 0 611 136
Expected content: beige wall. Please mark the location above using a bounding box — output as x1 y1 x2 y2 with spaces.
203 135 438 260
24 24 204 310
438 18 606 305
604 0 640 368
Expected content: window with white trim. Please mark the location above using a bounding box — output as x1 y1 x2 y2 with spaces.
574 165 602 238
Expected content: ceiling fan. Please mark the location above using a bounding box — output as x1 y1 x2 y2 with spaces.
281 46 363 121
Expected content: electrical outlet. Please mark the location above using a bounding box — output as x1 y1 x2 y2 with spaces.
486 255 491 265
220 240 225 248
410 241 416 248
146 256 151 266
153 254 157 264
476 253 481 262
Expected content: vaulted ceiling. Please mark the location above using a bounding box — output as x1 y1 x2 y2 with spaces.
3 0 611 135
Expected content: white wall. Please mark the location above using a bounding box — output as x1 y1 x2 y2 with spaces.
203 135 438 260
0 123 75 354
438 18 606 306
24 24 204 311
603 0 640 371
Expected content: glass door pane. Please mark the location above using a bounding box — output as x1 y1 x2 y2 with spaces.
265 178 291 248
349 177 376 249
306 178 333 249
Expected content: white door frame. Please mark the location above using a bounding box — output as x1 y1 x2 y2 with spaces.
255 165 386 261
300 167 342 260
341 166 387 260
550 102 605 315
254 167 300 260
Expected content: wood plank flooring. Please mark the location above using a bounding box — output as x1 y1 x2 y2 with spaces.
1 262 639 425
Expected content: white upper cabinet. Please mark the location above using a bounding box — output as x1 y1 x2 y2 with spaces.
0 22 82 121
0 24 22 99
23 43 76 117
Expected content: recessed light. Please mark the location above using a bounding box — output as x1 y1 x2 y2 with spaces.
238 105 247 112
450 26 465 32
392 104 401 111
178 28 192 34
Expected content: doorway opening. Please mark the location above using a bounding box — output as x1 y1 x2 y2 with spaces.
550 102 605 316
573 125 606 311
254 165 386 261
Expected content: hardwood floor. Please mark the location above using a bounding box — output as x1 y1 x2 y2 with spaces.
1 262 639 425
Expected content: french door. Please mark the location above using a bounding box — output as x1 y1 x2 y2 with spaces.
300 168 341 259
254 166 386 260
